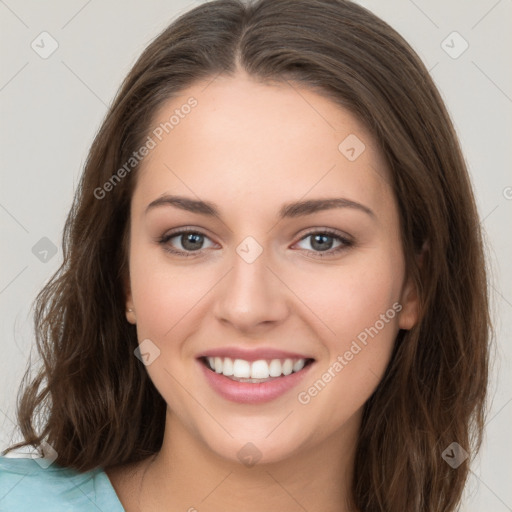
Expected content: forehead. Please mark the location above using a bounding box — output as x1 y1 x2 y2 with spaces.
133 72 393 219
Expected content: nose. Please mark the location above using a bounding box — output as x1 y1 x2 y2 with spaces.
212 247 290 334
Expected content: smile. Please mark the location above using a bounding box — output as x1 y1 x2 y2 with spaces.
198 355 315 404
204 356 311 381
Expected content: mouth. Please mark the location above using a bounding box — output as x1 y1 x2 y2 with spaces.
199 356 315 383
197 353 316 404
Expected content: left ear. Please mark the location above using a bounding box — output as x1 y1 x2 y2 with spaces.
397 275 420 330
397 244 426 330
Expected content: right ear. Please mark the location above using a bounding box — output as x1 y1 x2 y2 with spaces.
124 273 137 325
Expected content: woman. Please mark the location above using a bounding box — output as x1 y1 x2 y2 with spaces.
0 0 490 510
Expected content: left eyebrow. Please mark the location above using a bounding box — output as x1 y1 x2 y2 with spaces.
145 195 375 220
279 197 375 219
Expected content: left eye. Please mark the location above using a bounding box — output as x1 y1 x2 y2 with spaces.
295 232 347 253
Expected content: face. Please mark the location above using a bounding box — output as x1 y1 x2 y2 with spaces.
124 71 419 465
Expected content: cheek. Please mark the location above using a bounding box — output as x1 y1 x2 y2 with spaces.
291 252 403 347
128 249 211 418
128 236 212 341
292 254 402 428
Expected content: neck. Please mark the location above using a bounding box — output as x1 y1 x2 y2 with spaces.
139 408 360 512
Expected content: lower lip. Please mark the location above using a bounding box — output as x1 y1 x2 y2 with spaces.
198 359 314 404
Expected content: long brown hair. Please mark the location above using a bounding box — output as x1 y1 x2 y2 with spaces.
4 1 490 510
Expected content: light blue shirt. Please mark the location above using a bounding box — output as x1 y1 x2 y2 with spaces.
0 455 125 511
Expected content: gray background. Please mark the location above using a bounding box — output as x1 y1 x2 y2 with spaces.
1 0 511 510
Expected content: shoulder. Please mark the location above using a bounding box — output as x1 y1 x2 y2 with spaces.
0 455 125 511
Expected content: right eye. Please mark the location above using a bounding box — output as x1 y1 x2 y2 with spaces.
159 229 216 257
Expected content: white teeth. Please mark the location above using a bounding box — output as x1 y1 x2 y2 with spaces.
282 359 293 376
232 359 251 378
222 357 234 376
293 359 305 372
205 356 309 379
269 359 282 377
214 357 223 373
251 360 269 379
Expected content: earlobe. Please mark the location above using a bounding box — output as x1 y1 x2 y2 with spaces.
397 276 420 330
398 243 426 330
126 305 137 324
124 274 136 324
125 291 137 324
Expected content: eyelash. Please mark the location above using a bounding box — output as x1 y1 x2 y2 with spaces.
158 227 354 259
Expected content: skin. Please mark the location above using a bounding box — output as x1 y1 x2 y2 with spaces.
107 70 419 512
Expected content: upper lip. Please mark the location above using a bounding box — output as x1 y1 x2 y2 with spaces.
197 347 314 362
